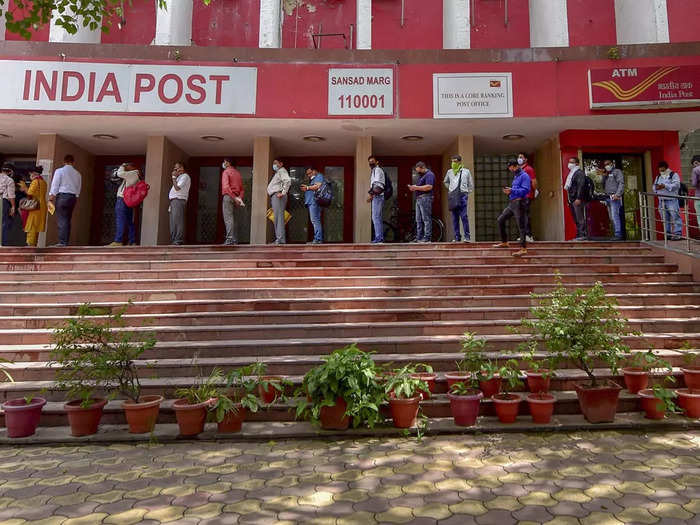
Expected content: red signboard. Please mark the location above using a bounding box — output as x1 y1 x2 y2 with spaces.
589 65 700 109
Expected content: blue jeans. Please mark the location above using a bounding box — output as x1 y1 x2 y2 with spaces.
55 193 77 245
416 195 433 241
115 197 135 244
603 196 623 239
661 198 682 237
371 193 385 242
308 202 323 242
450 193 470 241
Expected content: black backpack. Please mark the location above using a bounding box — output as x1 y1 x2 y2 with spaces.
581 174 595 202
678 179 688 208
383 170 394 200
314 180 333 207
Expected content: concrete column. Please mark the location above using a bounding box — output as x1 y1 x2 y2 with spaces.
0 4 6 42
49 8 102 43
529 0 569 48
155 0 193 46
141 136 188 246
251 136 275 245
354 136 373 243
443 0 470 49
36 134 95 246
615 0 669 44
259 0 282 48
532 136 565 241
441 135 475 241
356 0 372 50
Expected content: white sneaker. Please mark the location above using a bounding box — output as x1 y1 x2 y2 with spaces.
526 235 534 242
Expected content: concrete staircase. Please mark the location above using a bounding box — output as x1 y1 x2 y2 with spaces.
1 242 698 430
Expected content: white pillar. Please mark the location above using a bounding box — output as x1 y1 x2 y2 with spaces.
259 0 282 48
615 0 669 44
155 0 193 46
356 0 372 50
49 9 102 43
443 0 470 49
0 4 6 41
529 0 569 48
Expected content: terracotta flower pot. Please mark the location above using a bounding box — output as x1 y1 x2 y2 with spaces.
388 395 421 428
574 381 622 423
445 372 470 390
525 370 551 393
526 393 556 424
173 398 212 437
258 376 284 404
637 389 666 420
410 373 436 399
447 389 483 427
478 375 501 398
675 388 700 418
319 397 350 430
493 393 522 424
123 395 163 434
681 366 700 390
1 397 46 438
217 405 247 434
64 398 108 437
622 367 649 394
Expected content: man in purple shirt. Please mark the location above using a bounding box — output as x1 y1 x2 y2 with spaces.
493 160 531 257
692 155 700 226
408 161 435 243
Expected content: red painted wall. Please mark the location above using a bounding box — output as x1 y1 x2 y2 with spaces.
193 0 260 48
101 1 156 45
471 0 529 49
667 0 700 43
566 0 617 47
372 0 442 50
281 0 354 50
4 0 50 41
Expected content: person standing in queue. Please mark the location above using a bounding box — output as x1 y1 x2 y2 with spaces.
20 166 47 247
301 167 325 244
409 162 435 243
48 155 81 247
267 159 291 244
109 162 140 246
367 156 386 244
221 158 244 246
169 161 191 246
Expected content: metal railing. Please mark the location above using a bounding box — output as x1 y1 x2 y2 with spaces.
639 191 699 253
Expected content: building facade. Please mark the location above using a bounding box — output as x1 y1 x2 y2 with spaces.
0 0 699 246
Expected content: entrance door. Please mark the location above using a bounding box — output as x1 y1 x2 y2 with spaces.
582 153 646 240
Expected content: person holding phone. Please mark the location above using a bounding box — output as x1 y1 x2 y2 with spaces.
653 160 682 241
493 160 530 257
168 161 191 245
408 161 435 243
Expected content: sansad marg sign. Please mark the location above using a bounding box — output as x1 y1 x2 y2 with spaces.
0 60 258 115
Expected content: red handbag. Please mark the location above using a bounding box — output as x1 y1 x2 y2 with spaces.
123 180 150 208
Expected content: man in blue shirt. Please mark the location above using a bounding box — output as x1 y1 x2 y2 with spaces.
301 167 325 244
408 161 435 243
494 160 531 257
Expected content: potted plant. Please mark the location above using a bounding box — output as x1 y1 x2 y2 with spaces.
252 363 290 404
50 304 159 436
295 344 385 431
173 366 220 437
678 344 699 390
521 279 631 423
638 380 680 420
492 360 523 424
522 343 557 394
410 363 436 399
675 388 700 418
210 364 266 434
447 380 483 427
477 360 502 399
384 365 429 429
1 360 47 438
621 349 671 394
446 332 485 388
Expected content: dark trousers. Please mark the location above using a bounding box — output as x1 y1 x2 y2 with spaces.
450 193 470 241
56 193 77 245
1 198 13 246
498 199 527 247
115 197 135 245
569 201 587 238
524 198 533 237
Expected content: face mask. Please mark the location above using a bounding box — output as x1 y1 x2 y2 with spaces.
222 162 228 169
659 170 666 175
272 164 279 172
605 165 613 172
517 158 525 165
567 162 576 170
369 162 377 169
451 162 460 172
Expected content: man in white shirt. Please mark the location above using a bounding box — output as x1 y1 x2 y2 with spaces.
48 155 82 247
267 159 291 244
109 162 140 247
169 161 191 245
0 164 17 246
366 155 386 244
443 155 473 242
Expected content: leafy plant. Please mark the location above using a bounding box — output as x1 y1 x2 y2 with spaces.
520 278 632 388
678 341 698 368
50 303 156 407
625 349 672 373
476 360 500 381
521 341 557 379
175 366 221 405
457 332 487 373
209 363 268 423
651 383 681 415
497 359 523 395
385 364 429 400
295 344 386 429
449 381 480 395
0 358 14 383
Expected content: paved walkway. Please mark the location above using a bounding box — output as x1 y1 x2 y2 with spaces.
0 430 698 525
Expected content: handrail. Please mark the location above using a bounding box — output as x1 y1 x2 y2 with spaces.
638 191 698 253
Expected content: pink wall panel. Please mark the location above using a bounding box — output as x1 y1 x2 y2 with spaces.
566 0 616 47
667 0 700 43
101 1 156 45
372 0 442 50
281 0 354 50
4 0 50 41
193 0 260 48
471 0 530 49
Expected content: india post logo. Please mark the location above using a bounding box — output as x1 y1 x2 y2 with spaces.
592 66 679 101
489 80 501 88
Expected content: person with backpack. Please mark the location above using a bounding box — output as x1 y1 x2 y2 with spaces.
601 159 625 240
493 160 530 257
564 157 589 241
267 159 291 244
517 152 537 242
301 167 325 244
108 162 140 246
367 155 387 244
653 160 682 241
443 154 473 242
409 161 435 243
691 155 700 227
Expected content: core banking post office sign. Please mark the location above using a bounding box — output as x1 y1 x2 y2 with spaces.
0 60 258 115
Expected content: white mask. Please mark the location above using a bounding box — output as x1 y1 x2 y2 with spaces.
517 158 525 165
222 162 228 169
272 164 279 172
605 165 613 172
567 162 576 170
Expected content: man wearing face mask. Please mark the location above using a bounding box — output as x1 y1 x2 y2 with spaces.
366 156 386 244
691 155 700 227
443 155 473 242
221 158 244 246
517 153 537 242
408 162 435 243
564 157 588 240
267 159 291 244
601 159 625 240
653 161 682 241
494 160 530 257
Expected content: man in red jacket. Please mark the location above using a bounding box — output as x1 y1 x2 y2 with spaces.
221 158 244 245
517 152 537 242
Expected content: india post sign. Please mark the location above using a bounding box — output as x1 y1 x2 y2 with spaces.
589 65 700 109
433 73 513 119
328 68 394 116
0 60 258 115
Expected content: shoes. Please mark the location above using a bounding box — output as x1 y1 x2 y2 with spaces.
223 241 238 246
418 239 430 243
573 237 587 242
668 236 683 241
526 235 534 242
312 240 323 244
107 242 123 247
512 248 528 257
451 239 460 243
463 238 470 243
371 239 384 244
50 243 67 248
492 242 509 248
